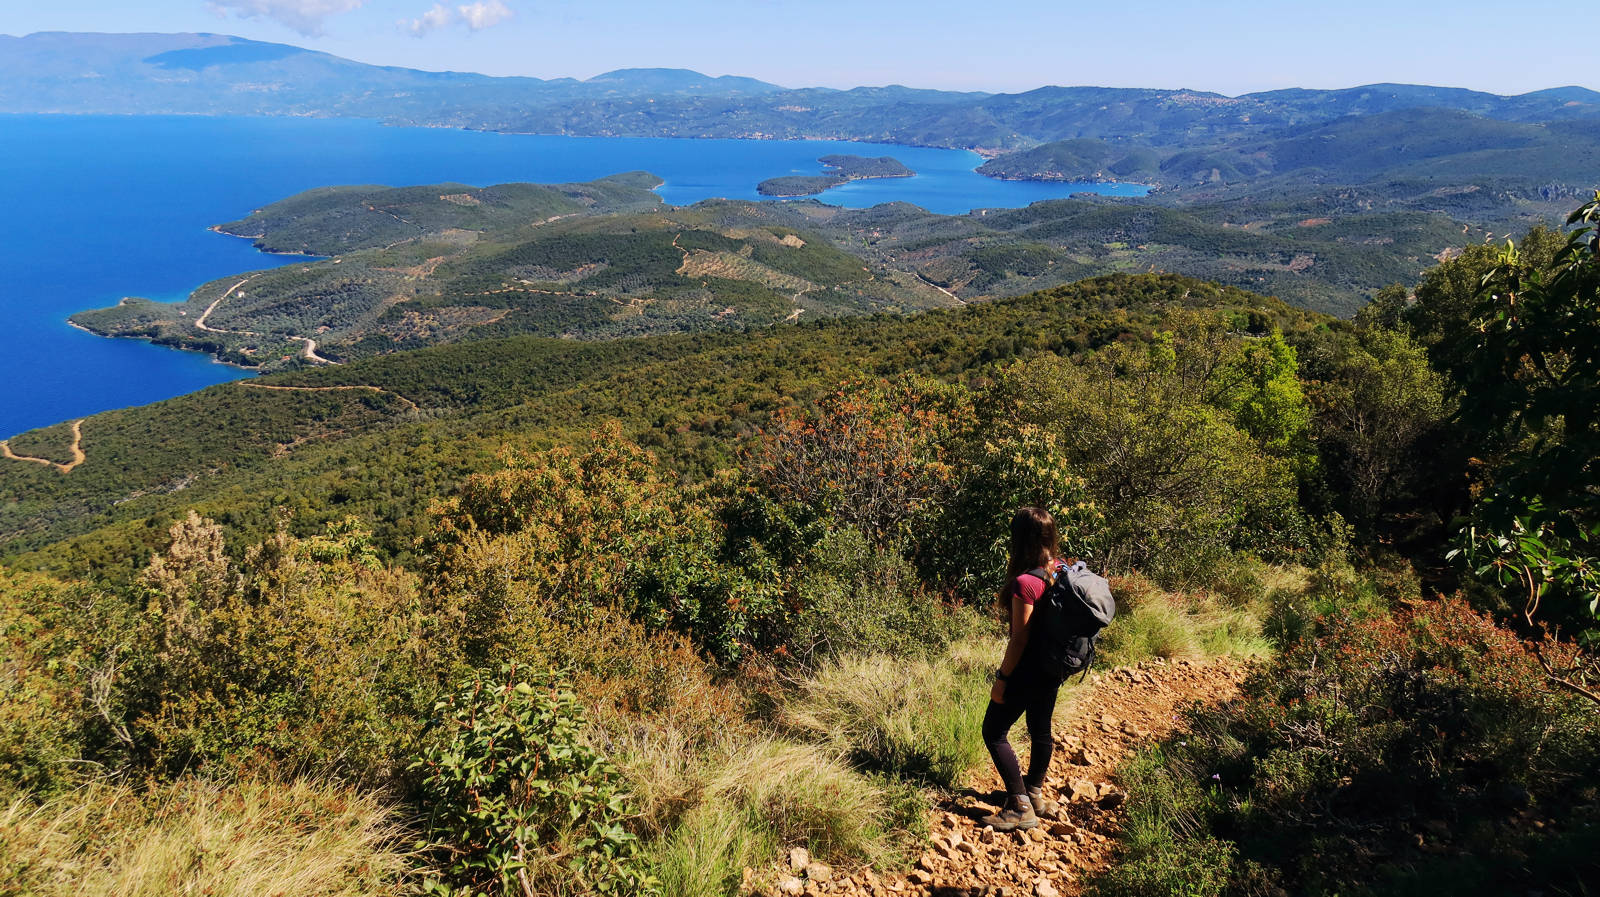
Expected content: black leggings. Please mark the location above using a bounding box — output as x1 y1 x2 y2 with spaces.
982 682 1059 797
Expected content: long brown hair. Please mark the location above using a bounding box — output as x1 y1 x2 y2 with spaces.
1005 507 1059 580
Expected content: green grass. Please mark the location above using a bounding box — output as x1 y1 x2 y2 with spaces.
1086 745 1239 897
781 643 993 788
1097 574 1274 667
639 738 920 897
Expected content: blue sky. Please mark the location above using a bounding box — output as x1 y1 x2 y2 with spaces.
5 0 1595 95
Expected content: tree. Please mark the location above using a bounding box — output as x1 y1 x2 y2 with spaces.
1452 194 1600 693
990 336 1300 579
1308 325 1450 530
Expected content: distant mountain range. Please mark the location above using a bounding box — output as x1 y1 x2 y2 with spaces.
4 32 1598 152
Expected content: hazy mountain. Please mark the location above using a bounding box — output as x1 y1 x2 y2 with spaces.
3 32 1596 151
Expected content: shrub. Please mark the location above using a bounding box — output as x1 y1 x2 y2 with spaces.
920 422 1104 602
1093 599 1600 896
0 777 414 897
988 344 1300 582
746 378 969 552
1261 546 1388 649
783 528 979 668
422 423 767 663
0 570 95 793
412 664 655 897
126 512 438 782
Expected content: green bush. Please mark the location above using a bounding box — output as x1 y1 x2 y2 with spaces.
0 571 95 793
422 423 770 665
123 512 438 782
784 528 978 667
1093 599 1600 896
987 335 1302 582
1261 538 1388 649
921 422 1104 602
412 665 656 897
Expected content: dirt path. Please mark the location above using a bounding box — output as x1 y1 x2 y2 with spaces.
806 657 1249 897
195 274 261 333
2 419 86 473
672 232 711 288
238 382 419 412
299 338 334 365
915 272 967 305
194 274 338 365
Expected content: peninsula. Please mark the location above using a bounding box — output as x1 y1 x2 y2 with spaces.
757 154 915 197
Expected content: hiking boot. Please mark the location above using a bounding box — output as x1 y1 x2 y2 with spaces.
1027 787 1061 820
979 794 1039 832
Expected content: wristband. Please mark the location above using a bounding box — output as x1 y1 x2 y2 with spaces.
994 669 1010 682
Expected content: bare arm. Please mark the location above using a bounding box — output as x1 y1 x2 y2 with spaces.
990 595 1034 704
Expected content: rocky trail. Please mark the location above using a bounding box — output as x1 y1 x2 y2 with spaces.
775 657 1249 897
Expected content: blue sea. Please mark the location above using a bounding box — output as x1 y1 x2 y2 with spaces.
0 115 1147 437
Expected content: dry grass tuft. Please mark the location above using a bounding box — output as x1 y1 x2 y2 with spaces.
0 778 415 897
781 645 991 787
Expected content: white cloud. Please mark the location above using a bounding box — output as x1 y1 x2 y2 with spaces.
402 2 456 35
401 0 514 36
208 0 367 36
458 0 514 31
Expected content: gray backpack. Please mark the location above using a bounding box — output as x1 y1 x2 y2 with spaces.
1023 563 1116 682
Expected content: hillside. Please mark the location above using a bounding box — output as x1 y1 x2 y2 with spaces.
11 273 1314 562
71 174 956 368
982 108 1600 190
6 198 1599 897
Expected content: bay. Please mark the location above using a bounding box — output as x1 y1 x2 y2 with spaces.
0 114 1146 438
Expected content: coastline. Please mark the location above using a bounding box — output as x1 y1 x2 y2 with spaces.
66 318 264 372
207 224 326 258
23 117 1146 433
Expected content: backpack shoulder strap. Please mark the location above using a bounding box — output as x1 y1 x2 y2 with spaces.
1023 567 1052 585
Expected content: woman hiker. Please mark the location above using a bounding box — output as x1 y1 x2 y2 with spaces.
980 506 1072 831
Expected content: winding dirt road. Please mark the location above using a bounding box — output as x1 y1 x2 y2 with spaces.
195 273 338 365
2 419 86 473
